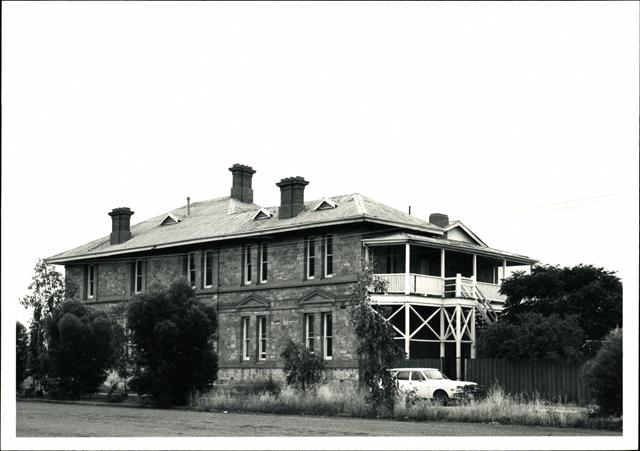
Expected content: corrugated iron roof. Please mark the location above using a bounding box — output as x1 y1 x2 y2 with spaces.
47 193 444 263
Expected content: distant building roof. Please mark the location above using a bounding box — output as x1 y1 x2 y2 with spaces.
47 194 444 264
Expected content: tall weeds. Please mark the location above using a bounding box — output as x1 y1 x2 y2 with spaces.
190 382 621 431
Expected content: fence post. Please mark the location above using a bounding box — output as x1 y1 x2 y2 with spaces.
455 273 462 298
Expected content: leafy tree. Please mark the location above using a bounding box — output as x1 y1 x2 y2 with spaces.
109 303 134 395
583 328 622 416
127 280 218 407
16 322 29 390
281 340 326 392
349 264 403 412
19 259 77 390
500 265 621 341
46 301 116 398
477 313 585 362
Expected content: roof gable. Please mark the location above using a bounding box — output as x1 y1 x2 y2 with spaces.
313 198 338 211
160 212 181 226
444 221 487 247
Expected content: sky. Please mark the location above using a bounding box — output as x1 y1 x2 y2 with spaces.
2 2 638 449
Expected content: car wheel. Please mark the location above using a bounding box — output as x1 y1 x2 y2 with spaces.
433 390 449 406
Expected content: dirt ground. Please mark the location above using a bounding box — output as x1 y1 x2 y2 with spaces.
16 400 620 437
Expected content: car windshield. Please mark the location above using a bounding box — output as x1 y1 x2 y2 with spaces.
424 369 448 380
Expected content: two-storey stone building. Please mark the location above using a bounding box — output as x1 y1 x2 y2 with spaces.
47 164 536 381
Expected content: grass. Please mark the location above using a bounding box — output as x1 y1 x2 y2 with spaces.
190 381 622 431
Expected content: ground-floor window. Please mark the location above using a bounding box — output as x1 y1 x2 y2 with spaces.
304 313 315 352
323 312 333 360
241 317 250 360
258 316 267 360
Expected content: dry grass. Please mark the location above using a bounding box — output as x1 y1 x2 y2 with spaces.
190 382 622 431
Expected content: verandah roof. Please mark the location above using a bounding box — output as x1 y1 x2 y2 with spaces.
362 232 537 266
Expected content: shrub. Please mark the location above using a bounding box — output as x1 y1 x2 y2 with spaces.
281 340 326 392
583 328 622 416
478 313 585 361
349 264 402 411
16 321 29 390
127 280 218 407
45 301 116 398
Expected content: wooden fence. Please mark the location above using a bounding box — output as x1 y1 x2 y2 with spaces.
395 358 592 403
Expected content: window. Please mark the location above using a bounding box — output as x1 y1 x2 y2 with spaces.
411 371 426 381
306 237 316 279
259 243 268 283
134 260 144 294
323 312 333 360
187 253 196 288
324 235 334 277
87 265 95 298
204 251 214 288
241 317 250 361
304 313 315 352
244 245 252 285
258 316 267 360
396 371 410 381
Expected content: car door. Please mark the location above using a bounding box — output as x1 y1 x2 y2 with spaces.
410 370 428 398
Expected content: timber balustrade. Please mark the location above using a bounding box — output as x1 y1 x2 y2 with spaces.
375 273 506 302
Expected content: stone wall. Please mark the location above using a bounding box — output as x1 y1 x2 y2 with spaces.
62 225 368 381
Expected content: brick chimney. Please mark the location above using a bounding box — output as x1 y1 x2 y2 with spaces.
429 213 449 228
229 164 256 203
276 176 309 219
109 207 134 244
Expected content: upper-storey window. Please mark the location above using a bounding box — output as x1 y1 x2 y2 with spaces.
244 245 252 285
187 252 196 288
134 260 144 294
324 235 334 278
306 237 316 279
87 264 96 299
203 251 214 288
259 243 268 283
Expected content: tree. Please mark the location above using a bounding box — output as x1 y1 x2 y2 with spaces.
500 264 621 341
583 328 622 416
19 259 77 389
349 264 403 412
477 313 585 362
16 322 29 390
127 280 218 407
281 340 326 392
46 301 117 398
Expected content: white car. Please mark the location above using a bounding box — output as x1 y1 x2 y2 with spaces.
390 368 479 403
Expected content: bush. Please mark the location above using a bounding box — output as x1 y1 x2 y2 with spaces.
45 301 116 398
583 328 622 416
478 313 585 361
16 321 29 390
281 340 325 392
127 280 218 407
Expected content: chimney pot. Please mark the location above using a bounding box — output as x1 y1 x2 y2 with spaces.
276 176 309 219
108 207 134 244
429 213 449 228
229 164 256 203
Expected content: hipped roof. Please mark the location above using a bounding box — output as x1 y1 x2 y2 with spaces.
47 194 444 264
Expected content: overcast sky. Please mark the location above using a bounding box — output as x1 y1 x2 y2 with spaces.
2 2 638 447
